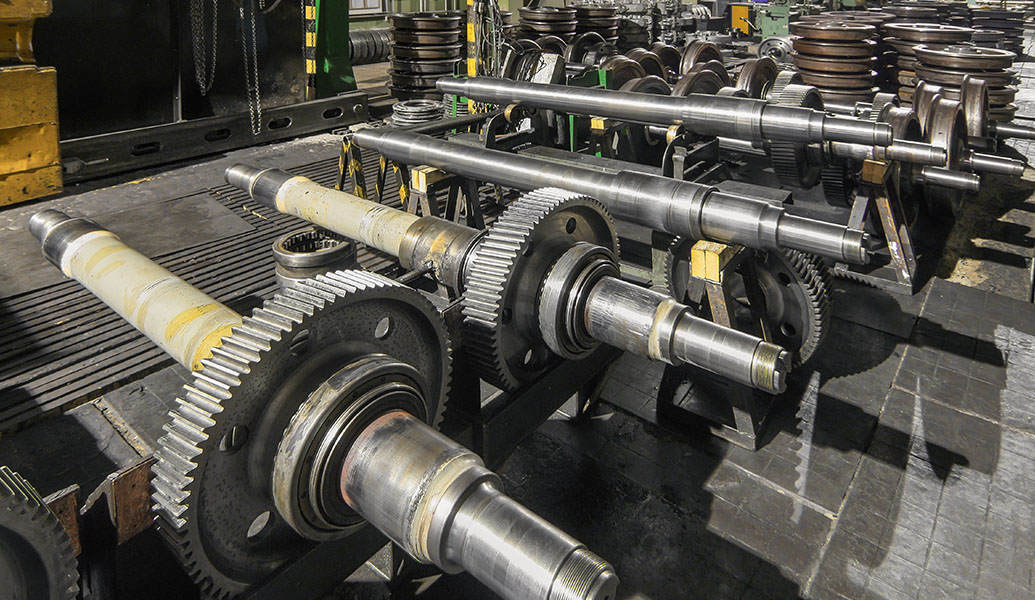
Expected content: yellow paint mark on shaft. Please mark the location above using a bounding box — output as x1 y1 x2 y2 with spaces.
82 244 124 276
192 324 240 371
164 304 225 341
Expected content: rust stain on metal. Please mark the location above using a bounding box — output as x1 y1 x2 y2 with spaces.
110 458 156 545
44 484 81 556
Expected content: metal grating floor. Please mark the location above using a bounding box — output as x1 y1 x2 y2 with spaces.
0 151 501 435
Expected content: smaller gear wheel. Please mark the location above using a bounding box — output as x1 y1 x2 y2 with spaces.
462 188 619 391
0 466 79 600
769 84 826 188
821 160 857 207
661 241 831 366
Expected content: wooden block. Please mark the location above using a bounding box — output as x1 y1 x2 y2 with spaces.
410 165 449 193
691 240 741 283
0 164 62 206
0 0 51 21
0 65 58 129
0 122 60 174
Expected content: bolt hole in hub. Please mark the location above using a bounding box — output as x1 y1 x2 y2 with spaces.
246 511 273 540
219 425 249 454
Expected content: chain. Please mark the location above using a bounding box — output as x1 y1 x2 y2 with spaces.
240 0 263 135
189 0 219 94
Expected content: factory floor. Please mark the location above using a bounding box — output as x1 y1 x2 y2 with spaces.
2 56 1035 600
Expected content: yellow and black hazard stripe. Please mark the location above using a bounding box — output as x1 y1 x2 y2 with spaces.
304 0 317 100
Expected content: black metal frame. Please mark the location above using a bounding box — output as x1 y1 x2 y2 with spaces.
61 92 370 183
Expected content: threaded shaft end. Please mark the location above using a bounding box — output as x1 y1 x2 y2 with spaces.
550 548 619 600
752 342 791 394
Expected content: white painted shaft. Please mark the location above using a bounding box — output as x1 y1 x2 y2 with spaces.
274 177 421 258
58 230 241 371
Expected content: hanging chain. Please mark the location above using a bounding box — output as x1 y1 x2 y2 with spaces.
240 0 263 135
190 0 219 94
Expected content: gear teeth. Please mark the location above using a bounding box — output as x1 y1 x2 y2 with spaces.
0 466 79 600
770 84 823 188
151 270 452 599
778 249 832 366
821 160 856 207
461 188 617 391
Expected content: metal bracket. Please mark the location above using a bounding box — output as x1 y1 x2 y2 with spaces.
834 159 919 295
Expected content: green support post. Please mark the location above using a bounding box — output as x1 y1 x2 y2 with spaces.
314 0 357 98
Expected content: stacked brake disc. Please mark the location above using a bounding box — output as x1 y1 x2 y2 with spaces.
790 20 880 104
575 4 619 45
914 44 1018 122
349 29 391 66
883 22 973 105
518 7 577 42
389 12 463 100
970 9 1024 55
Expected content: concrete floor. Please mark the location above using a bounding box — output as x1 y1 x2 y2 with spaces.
2 39 1035 600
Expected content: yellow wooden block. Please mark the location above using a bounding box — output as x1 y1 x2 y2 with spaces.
0 164 62 207
690 240 740 283
0 65 57 129
0 122 59 175
0 0 51 21
410 166 449 193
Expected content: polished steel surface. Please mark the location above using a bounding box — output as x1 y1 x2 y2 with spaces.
349 129 871 264
437 77 894 146
228 168 793 391
341 410 619 600
583 275 790 393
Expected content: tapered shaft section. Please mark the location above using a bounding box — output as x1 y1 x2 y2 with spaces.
29 210 242 371
829 140 948 166
438 77 894 146
917 167 981 192
341 410 619 600
991 121 1035 141
582 276 789 393
962 151 1026 177
350 128 870 264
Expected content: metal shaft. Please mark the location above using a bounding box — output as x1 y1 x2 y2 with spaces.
439 77 894 147
227 165 480 290
829 140 948 166
29 210 242 371
916 167 982 193
583 276 789 393
32 210 615 600
962 151 1027 177
350 128 870 264
991 121 1035 141
341 410 618 600
228 166 791 392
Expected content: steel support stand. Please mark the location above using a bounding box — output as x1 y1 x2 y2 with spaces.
656 241 777 450
834 158 919 295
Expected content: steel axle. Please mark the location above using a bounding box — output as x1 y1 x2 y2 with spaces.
227 164 792 393
347 128 870 265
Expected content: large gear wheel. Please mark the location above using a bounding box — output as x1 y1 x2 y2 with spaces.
462 188 619 391
661 241 831 366
151 270 451 599
0 466 79 600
